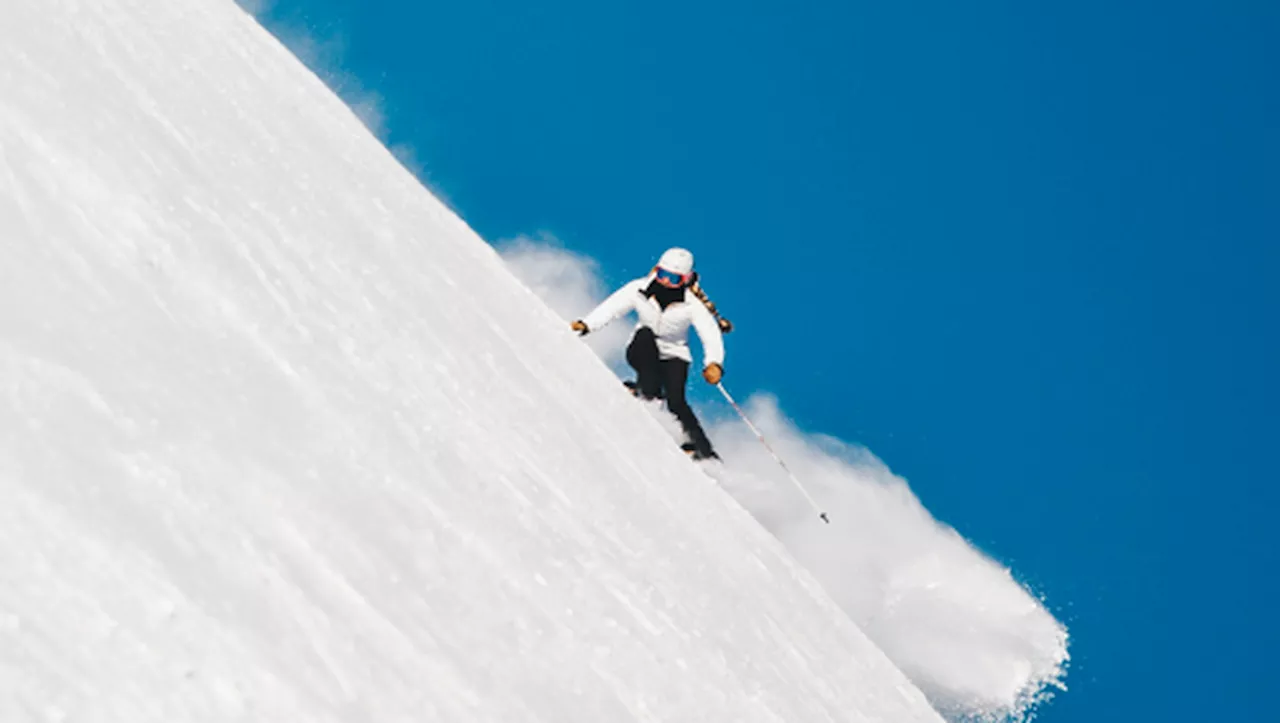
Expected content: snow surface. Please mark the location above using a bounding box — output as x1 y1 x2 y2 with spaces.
501 246 1071 722
0 1 947 721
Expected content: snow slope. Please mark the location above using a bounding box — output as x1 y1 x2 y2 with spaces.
0 1 944 721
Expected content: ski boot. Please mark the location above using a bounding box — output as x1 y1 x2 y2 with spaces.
623 380 664 400
681 442 720 462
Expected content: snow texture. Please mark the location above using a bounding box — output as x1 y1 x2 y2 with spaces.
503 246 1070 722
0 1 946 721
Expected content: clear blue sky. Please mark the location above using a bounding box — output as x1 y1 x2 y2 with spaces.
254 1 1276 719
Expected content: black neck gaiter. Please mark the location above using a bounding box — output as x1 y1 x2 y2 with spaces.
644 280 686 310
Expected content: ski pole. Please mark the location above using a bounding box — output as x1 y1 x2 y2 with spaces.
715 383 830 524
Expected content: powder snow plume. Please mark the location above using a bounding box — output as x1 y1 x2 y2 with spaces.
502 241 1071 721
707 398 1070 721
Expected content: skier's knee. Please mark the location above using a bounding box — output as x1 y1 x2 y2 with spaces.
628 328 658 355
627 329 657 363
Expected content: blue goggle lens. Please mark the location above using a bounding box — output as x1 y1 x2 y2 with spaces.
656 268 686 286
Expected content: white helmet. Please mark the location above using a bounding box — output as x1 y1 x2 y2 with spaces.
656 247 694 276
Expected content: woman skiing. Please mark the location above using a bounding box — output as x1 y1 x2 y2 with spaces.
571 248 726 460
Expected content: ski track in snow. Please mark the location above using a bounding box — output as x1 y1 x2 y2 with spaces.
1 1 946 721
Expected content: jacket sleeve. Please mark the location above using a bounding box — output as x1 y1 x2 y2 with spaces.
690 300 725 368
581 279 643 332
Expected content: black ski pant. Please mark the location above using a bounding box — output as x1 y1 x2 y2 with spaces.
626 327 716 457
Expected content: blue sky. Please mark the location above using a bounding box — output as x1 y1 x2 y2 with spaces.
251 1 1277 719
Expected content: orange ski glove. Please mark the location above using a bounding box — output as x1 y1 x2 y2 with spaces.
703 363 724 385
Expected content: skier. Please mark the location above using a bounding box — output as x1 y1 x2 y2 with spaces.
571 248 725 461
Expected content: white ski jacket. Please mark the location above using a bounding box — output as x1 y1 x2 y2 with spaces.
582 276 725 368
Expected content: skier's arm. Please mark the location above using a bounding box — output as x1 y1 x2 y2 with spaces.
691 301 725 371
578 279 643 333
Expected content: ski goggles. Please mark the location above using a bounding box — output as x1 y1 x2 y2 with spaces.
654 267 691 288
